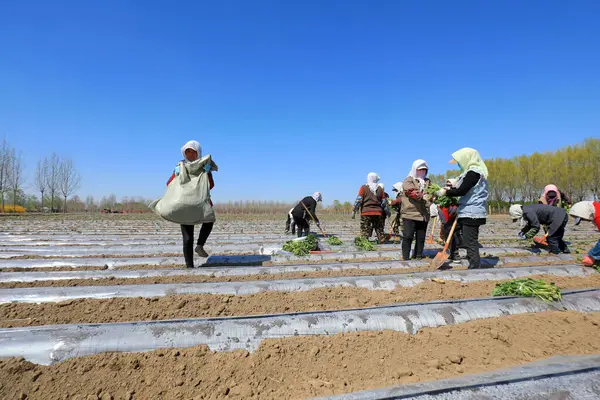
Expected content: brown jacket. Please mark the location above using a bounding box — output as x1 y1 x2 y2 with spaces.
359 185 384 216
400 176 430 222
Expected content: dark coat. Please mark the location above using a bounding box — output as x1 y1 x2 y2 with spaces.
291 196 319 222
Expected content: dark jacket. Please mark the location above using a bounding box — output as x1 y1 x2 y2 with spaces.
521 204 568 237
292 196 319 223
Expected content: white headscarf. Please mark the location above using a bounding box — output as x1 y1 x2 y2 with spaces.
569 201 595 223
509 204 527 228
312 192 322 202
367 173 380 193
378 183 385 191
392 182 403 193
181 140 202 162
407 159 428 179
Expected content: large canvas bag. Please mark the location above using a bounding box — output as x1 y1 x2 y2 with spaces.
149 155 218 225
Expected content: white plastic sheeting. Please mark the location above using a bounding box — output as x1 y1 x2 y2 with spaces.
1 289 598 365
0 265 592 304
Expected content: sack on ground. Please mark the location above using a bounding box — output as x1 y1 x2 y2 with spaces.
149 155 218 225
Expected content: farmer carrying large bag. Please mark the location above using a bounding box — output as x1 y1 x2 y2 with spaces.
149 155 218 225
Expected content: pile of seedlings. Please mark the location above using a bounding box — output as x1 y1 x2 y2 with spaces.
282 234 319 256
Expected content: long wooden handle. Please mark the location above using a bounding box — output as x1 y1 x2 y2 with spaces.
442 218 459 253
429 217 438 240
300 201 327 237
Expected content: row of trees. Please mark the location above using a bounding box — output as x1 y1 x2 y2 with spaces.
0 138 82 213
486 138 599 204
0 139 24 212
33 152 81 212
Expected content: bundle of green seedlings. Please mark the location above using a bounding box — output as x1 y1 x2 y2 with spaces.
327 236 343 246
492 278 562 303
426 183 459 208
282 234 319 256
354 236 376 251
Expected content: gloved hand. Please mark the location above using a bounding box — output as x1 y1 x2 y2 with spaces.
518 232 526 240
525 228 540 240
203 164 211 173
435 188 447 197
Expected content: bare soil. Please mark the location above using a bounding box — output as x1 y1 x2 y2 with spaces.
2 274 599 328
1 311 599 400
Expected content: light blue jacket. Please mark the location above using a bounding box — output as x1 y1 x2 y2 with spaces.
457 167 488 219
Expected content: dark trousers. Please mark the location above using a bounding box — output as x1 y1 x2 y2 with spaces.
547 215 569 254
285 216 296 234
402 219 427 259
180 223 214 268
459 218 485 269
441 219 462 260
293 216 310 237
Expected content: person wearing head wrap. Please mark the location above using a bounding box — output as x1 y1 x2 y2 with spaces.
509 203 570 254
166 140 215 268
400 160 431 259
291 192 322 237
375 183 391 238
538 184 571 208
352 173 387 242
569 201 600 267
435 148 488 269
389 182 403 238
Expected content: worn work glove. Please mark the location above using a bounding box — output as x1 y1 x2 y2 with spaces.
203 163 212 173
525 228 540 240
435 188 447 197
446 178 458 188
518 232 527 240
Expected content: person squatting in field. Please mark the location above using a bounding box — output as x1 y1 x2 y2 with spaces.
435 148 489 269
353 173 388 243
167 140 215 268
291 192 322 237
569 201 600 267
538 184 571 208
509 204 570 254
401 160 431 259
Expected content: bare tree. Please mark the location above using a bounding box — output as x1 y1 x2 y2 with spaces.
7 149 24 209
58 157 81 213
45 153 60 212
85 195 96 212
34 158 48 211
0 138 12 213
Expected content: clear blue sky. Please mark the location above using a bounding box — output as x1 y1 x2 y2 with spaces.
1 0 599 205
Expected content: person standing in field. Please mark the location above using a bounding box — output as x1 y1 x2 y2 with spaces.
291 192 322 237
166 140 215 268
353 173 386 243
376 183 391 239
401 160 431 259
569 201 600 267
390 182 403 238
435 148 489 269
